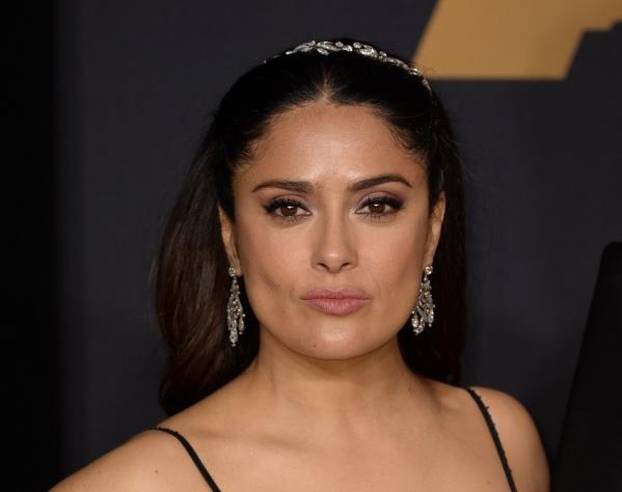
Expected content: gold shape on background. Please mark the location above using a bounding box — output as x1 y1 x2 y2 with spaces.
414 0 622 79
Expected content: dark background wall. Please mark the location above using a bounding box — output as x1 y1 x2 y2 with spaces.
4 2 58 491
4 1 621 490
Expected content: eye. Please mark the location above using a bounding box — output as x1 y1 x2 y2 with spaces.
357 195 404 220
263 195 404 224
263 198 310 223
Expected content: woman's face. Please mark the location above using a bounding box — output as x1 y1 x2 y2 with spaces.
220 100 445 359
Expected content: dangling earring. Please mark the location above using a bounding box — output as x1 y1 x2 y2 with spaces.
411 265 434 335
227 265 246 347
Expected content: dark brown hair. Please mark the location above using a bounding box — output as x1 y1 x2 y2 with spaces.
153 38 467 416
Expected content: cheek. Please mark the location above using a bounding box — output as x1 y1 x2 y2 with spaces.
361 218 428 309
234 219 306 313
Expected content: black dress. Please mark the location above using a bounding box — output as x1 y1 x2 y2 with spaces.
150 386 517 491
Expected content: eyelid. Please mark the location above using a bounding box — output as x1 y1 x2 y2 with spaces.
281 192 402 209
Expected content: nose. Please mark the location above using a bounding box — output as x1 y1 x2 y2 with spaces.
311 209 357 274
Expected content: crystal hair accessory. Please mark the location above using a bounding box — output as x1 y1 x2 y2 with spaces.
265 40 431 93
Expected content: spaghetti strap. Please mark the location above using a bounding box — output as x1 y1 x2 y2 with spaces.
150 426 222 492
464 387 518 492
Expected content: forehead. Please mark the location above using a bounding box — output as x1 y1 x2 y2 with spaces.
236 101 425 186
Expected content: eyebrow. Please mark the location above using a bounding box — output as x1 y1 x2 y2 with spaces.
251 173 413 193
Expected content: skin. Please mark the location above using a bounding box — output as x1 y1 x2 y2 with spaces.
52 100 550 491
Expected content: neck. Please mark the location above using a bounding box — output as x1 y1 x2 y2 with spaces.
238 328 433 437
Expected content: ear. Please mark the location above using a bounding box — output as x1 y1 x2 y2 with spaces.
423 191 446 267
218 205 242 275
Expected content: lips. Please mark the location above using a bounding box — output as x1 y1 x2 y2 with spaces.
301 287 371 300
301 288 371 316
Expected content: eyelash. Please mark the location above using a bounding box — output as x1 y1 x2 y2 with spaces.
262 196 405 223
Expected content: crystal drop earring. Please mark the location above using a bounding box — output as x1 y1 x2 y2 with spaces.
411 265 435 335
227 265 246 347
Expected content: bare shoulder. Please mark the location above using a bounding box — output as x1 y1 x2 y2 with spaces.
470 385 551 492
49 388 237 492
49 428 191 492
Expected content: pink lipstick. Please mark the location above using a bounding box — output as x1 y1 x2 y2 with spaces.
301 288 370 316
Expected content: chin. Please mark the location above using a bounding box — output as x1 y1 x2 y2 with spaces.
273 320 395 361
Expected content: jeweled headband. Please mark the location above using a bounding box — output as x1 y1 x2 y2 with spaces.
264 39 431 94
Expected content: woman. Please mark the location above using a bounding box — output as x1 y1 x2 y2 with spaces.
53 38 550 491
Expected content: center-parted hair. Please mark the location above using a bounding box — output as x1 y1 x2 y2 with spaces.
153 38 467 416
